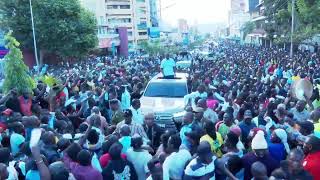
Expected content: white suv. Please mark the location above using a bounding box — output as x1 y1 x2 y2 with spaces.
140 73 189 131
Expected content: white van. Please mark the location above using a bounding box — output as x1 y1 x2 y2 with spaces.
140 73 189 131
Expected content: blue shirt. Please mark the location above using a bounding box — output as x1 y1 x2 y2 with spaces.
268 143 286 161
180 124 192 147
238 121 256 143
119 136 131 154
26 170 40 180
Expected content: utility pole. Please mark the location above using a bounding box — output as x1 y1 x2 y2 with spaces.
29 0 40 73
290 0 295 59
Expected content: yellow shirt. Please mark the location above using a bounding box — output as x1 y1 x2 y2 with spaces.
314 122 320 133
292 76 301 81
200 132 224 157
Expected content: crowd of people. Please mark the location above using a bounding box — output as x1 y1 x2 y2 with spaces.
0 41 319 180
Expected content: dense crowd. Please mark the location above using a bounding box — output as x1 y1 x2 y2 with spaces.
0 41 320 180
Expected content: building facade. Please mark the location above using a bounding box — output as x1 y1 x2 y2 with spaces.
228 0 250 37
80 0 121 55
106 0 150 50
149 0 159 27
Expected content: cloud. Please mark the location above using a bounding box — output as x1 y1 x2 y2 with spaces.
161 0 229 26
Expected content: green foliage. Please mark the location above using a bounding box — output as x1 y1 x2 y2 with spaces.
38 75 60 87
3 32 35 94
0 0 98 63
264 0 320 43
241 21 256 40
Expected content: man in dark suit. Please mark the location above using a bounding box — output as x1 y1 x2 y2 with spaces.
143 113 164 150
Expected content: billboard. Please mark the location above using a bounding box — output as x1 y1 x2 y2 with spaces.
148 27 160 38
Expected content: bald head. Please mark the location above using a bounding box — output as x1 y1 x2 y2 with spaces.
144 113 155 127
120 124 131 136
197 99 207 109
91 106 100 114
183 112 194 125
310 109 320 123
251 161 267 179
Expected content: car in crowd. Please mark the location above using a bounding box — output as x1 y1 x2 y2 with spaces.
140 73 189 131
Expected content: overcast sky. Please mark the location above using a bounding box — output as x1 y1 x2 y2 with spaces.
161 0 230 26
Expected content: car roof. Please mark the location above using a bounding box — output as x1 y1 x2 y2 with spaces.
150 73 188 83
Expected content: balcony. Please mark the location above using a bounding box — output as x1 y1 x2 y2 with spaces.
137 34 148 40
106 9 132 15
106 0 130 6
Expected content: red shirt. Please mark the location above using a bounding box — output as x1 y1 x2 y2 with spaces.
18 96 32 116
99 153 126 168
303 151 320 180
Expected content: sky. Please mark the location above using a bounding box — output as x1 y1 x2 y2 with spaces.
160 0 230 26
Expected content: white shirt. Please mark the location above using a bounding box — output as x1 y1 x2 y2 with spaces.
126 149 152 180
130 107 144 125
121 90 131 110
163 149 192 180
204 109 218 123
184 91 208 107
161 58 175 76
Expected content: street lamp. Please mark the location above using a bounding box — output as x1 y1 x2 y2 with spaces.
290 0 295 59
29 0 40 73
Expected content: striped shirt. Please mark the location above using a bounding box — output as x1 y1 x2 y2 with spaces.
184 157 217 180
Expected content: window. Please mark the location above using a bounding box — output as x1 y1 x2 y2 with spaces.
137 21 147 30
107 5 118 9
137 9 146 15
136 0 145 2
120 5 130 9
138 32 147 36
108 18 131 23
128 31 133 36
144 82 188 98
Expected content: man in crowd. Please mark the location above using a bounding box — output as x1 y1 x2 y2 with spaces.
130 99 144 125
161 54 176 79
303 135 320 179
163 134 192 180
143 113 164 149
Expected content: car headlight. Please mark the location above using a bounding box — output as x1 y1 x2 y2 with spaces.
173 111 186 118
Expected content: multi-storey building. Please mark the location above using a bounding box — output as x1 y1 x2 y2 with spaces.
149 0 159 27
106 0 150 49
228 0 250 37
80 0 120 53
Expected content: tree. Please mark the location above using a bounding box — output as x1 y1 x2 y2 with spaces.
241 21 256 40
3 32 35 94
264 0 320 44
0 0 98 64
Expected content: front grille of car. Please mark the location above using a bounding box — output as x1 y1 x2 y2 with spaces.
154 113 177 132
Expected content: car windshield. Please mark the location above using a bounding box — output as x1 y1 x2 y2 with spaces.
144 82 187 98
